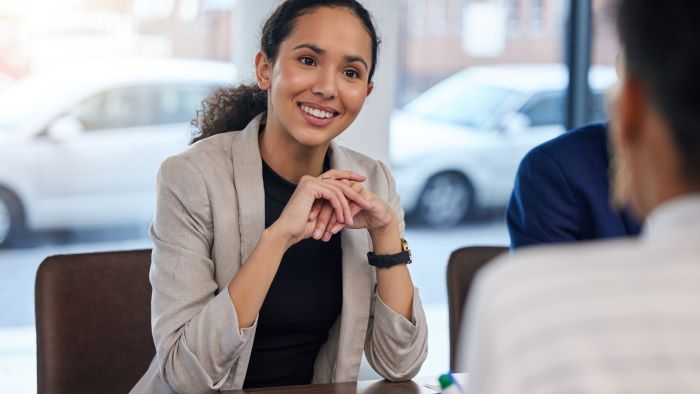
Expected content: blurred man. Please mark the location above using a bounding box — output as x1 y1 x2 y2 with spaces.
459 0 700 392
507 121 641 249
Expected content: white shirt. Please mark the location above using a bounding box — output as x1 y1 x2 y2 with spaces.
459 194 700 394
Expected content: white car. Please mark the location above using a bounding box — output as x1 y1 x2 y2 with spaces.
0 58 236 246
390 64 616 227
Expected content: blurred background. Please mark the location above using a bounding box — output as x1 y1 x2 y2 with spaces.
0 0 617 391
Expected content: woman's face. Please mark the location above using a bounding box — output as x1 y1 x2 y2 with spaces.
257 7 374 148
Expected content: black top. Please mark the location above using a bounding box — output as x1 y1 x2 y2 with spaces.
243 158 343 389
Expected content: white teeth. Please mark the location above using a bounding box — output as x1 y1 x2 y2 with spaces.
301 104 334 119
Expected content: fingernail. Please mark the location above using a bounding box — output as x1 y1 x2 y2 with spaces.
332 225 342 233
313 229 322 239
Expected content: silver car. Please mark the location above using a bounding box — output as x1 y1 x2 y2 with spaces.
390 64 616 227
0 58 236 246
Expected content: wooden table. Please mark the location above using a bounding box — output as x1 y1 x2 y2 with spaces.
224 373 467 394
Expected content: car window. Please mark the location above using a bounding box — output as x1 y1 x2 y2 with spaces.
71 87 152 131
153 85 213 125
71 85 214 132
519 92 565 127
404 77 517 129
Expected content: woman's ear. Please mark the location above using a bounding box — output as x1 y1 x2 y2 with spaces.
255 51 271 90
366 82 374 97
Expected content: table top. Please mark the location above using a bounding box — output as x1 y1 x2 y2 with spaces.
224 373 467 394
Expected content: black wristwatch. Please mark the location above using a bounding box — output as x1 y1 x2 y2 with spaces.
367 238 412 268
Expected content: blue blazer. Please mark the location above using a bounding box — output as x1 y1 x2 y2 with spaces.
506 122 641 249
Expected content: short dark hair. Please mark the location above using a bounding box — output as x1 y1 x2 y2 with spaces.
617 0 700 185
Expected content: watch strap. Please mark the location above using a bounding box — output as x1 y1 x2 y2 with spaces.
367 249 412 268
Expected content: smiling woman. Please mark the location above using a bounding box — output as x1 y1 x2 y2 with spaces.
131 1 427 393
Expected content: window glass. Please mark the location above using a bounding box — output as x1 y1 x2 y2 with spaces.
588 91 608 123
530 0 544 34
394 3 566 379
152 85 213 125
0 1 232 391
404 78 517 129
507 0 521 33
0 0 616 389
520 92 565 127
72 87 152 131
70 92 106 131
72 85 213 131
590 0 619 123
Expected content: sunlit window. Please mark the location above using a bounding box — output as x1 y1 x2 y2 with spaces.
0 1 621 390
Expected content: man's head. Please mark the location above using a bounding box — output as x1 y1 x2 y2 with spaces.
610 0 700 218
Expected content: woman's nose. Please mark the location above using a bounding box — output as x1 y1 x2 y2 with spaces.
311 69 337 99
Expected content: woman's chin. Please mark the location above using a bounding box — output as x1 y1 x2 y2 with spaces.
291 128 341 148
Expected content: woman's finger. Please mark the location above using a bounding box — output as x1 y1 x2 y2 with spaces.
309 200 323 221
323 208 342 241
327 212 344 236
349 201 363 216
322 215 336 241
312 180 349 225
345 179 365 192
314 203 335 240
297 175 346 225
315 180 356 226
325 179 372 210
321 169 367 183
338 202 363 233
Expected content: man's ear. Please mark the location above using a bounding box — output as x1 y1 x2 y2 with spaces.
255 51 271 90
615 53 623 79
617 76 646 145
366 82 374 97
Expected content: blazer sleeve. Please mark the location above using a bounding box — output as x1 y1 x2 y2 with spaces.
506 147 582 249
363 161 429 381
149 155 256 393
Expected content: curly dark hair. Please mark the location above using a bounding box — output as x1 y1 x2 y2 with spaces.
191 0 381 144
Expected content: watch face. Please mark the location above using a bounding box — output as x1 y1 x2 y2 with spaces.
401 238 412 263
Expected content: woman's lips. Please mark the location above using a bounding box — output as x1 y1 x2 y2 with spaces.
298 103 338 127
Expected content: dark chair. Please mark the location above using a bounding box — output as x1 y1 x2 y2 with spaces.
35 249 155 394
447 246 508 370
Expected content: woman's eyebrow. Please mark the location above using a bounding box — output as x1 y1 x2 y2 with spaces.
293 43 369 71
344 55 369 71
293 43 325 53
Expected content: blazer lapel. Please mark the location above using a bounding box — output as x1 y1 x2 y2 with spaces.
228 132 373 380
230 115 266 264
329 143 373 381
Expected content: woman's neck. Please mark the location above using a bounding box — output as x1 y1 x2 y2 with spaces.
259 120 328 184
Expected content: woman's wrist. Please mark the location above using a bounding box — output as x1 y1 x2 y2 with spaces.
263 223 295 252
369 214 402 255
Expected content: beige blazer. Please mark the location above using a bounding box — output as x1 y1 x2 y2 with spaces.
131 114 428 393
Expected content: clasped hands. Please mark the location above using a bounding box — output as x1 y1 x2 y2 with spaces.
272 169 396 247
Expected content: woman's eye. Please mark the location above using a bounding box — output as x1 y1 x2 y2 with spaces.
299 56 316 66
344 69 359 79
